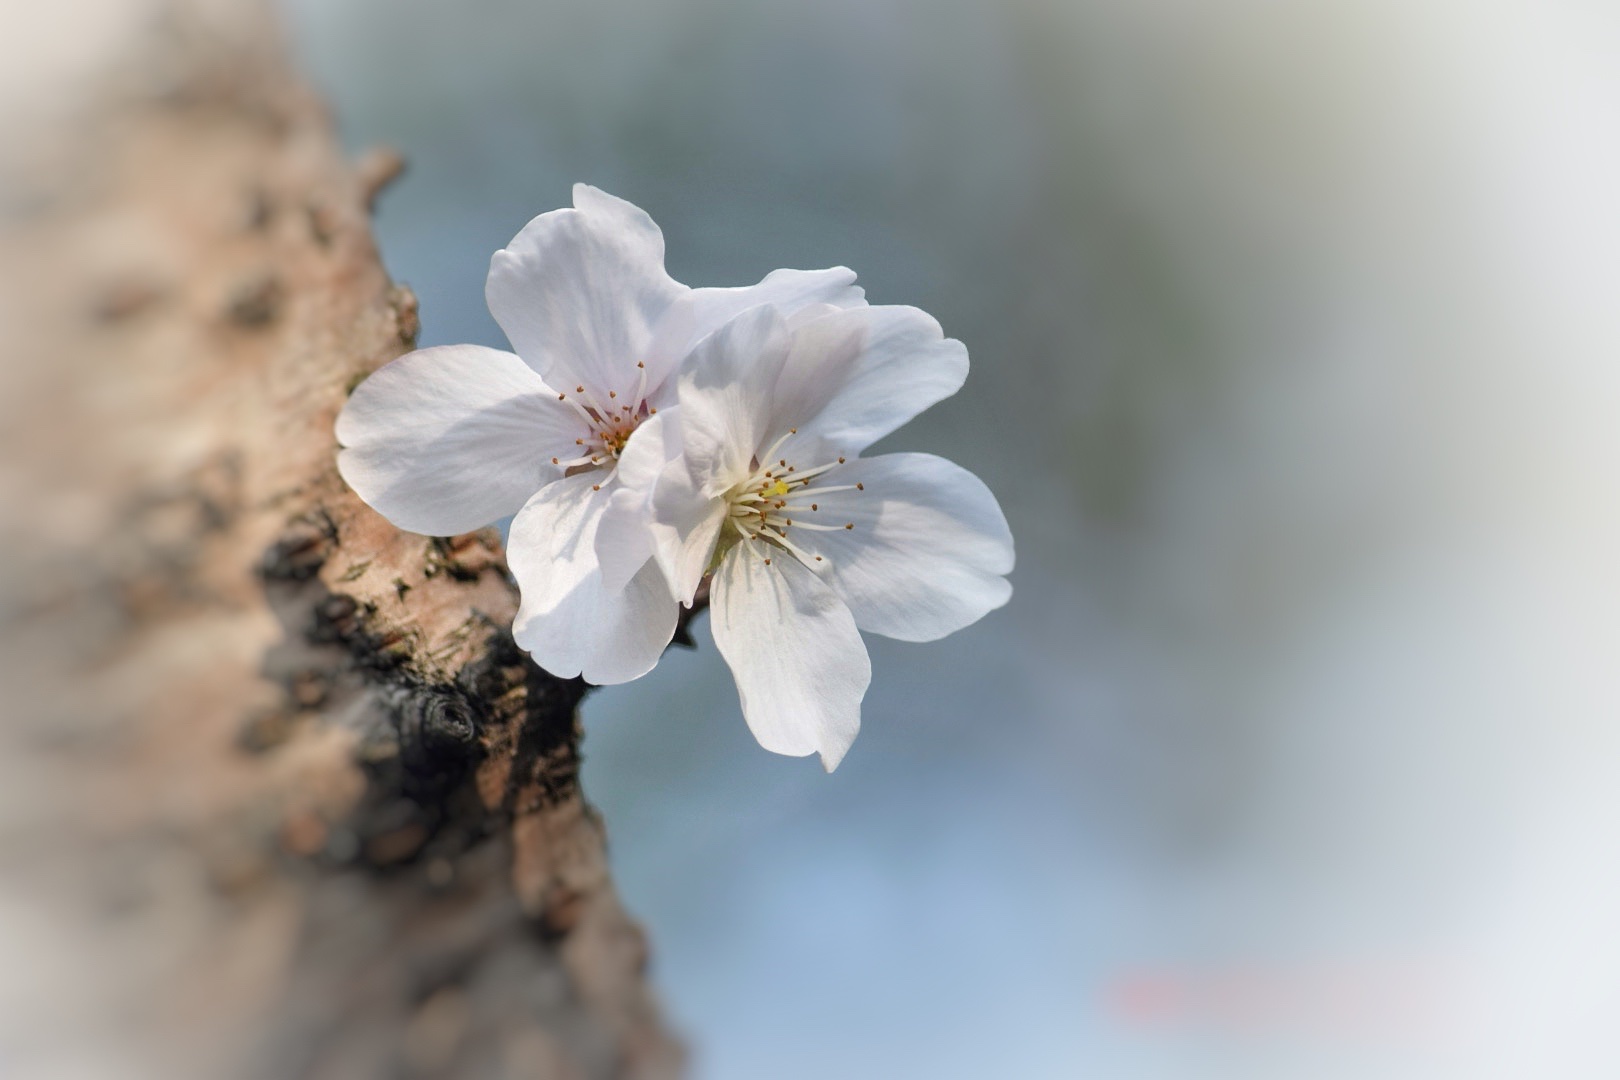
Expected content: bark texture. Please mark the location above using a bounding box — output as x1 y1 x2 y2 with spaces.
0 3 681 1077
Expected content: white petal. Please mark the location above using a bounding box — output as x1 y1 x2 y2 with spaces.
782 453 1013 642
601 406 726 604
674 304 793 495
336 344 578 536
508 473 678 685
595 409 680 594
641 266 865 389
711 541 870 771
771 305 969 458
485 184 687 398
651 478 727 606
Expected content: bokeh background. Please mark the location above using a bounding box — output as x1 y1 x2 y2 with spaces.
284 0 1620 1076
13 0 1620 1075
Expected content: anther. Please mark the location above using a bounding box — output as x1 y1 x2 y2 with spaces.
763 558 771 565
636 361 645 369
592 484 601 491
609 390 617 398
856 482 864 490
844 523 853 530
575 438 584 445
649 407 658 414
779 459 787 467
810 503 818 510
551 457 559 464
838 456 846 463
789 427 797 433
576 386 584 393
815 555 823 561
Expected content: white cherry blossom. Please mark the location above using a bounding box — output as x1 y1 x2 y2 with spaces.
336 185 863 684
608 303 1014 769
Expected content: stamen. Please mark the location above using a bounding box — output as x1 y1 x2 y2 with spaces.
573 383 613 418
756 526 819 566
556 392 599 427
757 431 794 469
775 460 841 484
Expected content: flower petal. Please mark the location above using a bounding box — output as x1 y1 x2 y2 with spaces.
711 541 870 771
485 184 687 397
599 407 726 605
508 473 678 685
641 266 865 390
782 453 1013 642
596 409 679 594
335 344 577 536
651 477 727 607
771 305 969 458
674 304 793 495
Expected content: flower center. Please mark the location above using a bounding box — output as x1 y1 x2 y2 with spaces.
720 429 861 568
546 362 656 477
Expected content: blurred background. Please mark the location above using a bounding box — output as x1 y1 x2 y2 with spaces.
11 0 1620 1075
286 0 1620 1076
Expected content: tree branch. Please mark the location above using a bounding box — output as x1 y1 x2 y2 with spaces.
0 3 681 1077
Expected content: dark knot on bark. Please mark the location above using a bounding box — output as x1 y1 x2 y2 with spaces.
395 686 480 774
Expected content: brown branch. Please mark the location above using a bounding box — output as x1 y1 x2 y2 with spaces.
0 2 681 1077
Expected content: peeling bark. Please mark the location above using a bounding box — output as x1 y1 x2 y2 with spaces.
0 3 680 1077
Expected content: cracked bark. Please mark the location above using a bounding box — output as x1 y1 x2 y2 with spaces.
0 3 681 1077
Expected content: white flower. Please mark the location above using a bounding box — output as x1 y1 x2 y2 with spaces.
336 185 864 684
609 302 1015 770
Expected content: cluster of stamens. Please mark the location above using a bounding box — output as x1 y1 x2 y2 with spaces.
724 428 864 568
549 361 655 489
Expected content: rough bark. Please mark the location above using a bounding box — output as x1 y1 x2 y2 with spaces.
0 3 681 1078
